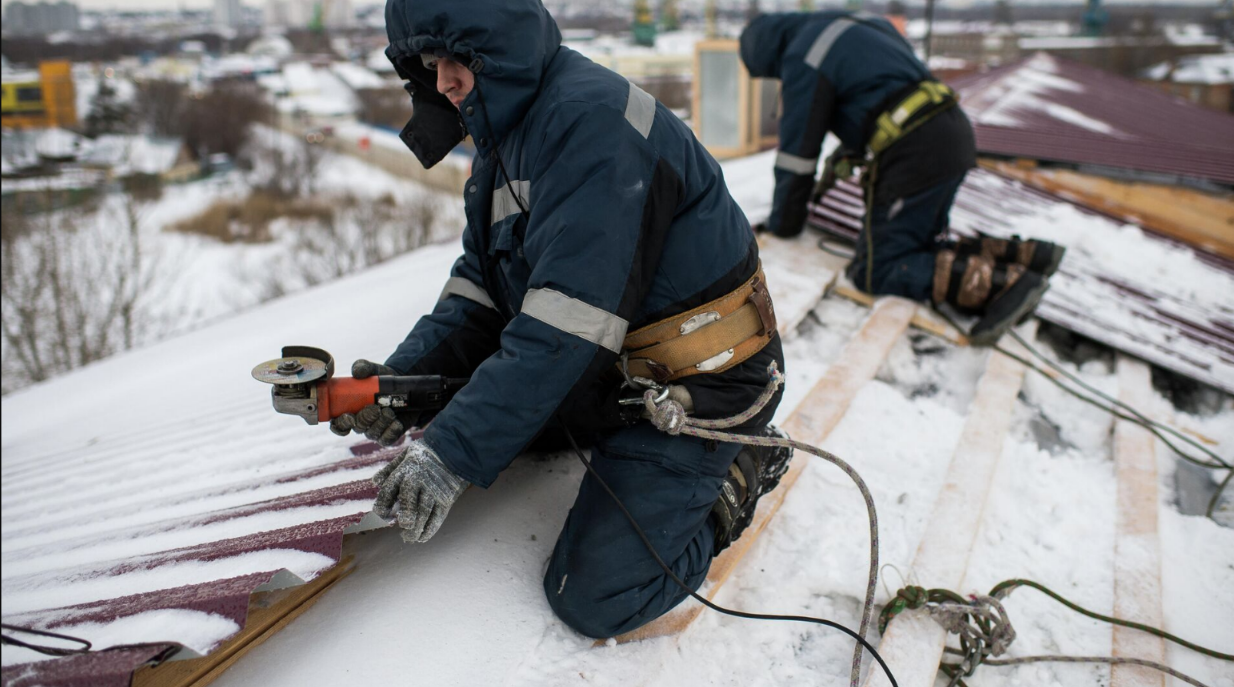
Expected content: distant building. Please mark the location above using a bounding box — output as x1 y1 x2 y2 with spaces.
1141 53 1234 113
2 1 80 36
1 61 78 130
264 0 350 30
214 0 244 27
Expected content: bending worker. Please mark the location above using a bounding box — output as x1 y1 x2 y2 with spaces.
740 11 1064 345
330 0 792 638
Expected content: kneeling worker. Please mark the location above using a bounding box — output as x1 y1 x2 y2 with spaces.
740 11 1064 345
330 0 791 638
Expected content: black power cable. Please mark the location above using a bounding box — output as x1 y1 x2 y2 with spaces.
560 424 900 687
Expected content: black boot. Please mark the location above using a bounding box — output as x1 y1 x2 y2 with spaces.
968 270 1050 346
952 234 1066 276
711 425 794 555
933 249 1051 346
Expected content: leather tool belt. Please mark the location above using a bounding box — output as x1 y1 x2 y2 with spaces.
620 264 777 383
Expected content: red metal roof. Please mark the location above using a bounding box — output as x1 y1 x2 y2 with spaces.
951 53 1234 186
1 439 402 687
810 169 1234 394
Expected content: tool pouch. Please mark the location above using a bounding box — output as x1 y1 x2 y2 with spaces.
619 264 778 384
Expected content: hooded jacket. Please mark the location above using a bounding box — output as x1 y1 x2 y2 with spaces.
740 11 976 237
382 0 783 488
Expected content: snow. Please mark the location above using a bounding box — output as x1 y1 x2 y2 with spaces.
331 61 387 90
1144 52 1234 85
967 53 1121 136
33 127 85 159
78 134 185 175
1 610 240 667
3 145 1232 686
275 61 360 117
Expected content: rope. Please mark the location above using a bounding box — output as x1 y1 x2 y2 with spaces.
642 363 881 687
942 655 1211 687
878 579 1231 687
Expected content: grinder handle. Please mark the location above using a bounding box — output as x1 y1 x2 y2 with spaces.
317 376 380 423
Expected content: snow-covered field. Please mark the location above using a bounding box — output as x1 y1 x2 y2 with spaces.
2 151 1231 687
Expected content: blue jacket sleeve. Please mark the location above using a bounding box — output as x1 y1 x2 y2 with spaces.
384 224 505 378
767 47 835 238
423 101 664 487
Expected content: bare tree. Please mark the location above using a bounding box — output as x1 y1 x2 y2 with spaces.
1 190 161 393
134 79 187 138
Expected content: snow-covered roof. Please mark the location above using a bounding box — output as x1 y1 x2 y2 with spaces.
34 128 86 160
1143 52 1234 85
273 61 359 117
78 135 186 175
248 33 294 59
810 164 1234 396
330 61 386 90
201 54 281 81
366 47 395 73
952 52 1234 185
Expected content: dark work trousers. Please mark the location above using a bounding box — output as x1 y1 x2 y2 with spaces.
846 171 968 302
543 421 750 638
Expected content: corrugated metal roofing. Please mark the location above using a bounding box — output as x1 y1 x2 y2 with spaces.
809 168 1234 394
0 241 467 687
952 53 1234 186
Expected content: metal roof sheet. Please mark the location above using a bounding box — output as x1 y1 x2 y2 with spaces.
810 168 1234 394
952 53 1234 186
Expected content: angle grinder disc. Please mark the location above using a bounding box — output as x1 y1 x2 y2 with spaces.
251 356 329 385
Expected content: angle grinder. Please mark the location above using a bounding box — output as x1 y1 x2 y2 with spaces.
251 346 467 426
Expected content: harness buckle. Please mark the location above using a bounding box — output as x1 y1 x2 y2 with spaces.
747 277 777 337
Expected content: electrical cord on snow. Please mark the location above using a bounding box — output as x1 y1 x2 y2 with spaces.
1 622 180 664
928 306 1231 519
560 424 899 687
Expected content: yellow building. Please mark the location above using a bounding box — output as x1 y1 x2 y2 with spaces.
1 61 78 129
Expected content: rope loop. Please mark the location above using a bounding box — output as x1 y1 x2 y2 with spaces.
877 585 929 633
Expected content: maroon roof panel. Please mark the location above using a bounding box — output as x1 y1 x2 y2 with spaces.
808 169 1234 393
951 53 1234 186
1 435 407 687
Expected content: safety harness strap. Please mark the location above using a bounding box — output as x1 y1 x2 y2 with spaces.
621 265 777 383
868 80 957 156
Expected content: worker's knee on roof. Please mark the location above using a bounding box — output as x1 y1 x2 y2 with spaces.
543 564 630 639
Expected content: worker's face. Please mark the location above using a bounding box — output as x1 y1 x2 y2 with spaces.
430 57 474 109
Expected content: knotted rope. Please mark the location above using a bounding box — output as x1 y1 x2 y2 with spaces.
878 581 1232 687
642 363 880 687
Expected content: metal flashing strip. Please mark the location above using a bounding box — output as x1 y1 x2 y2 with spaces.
439 276 496 310
625 80 656 139
521 287 628 353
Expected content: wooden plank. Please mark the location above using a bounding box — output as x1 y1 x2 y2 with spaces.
757 232 844 339
863 321 1038 687
1110 355 1166 687
613 296 917 643
982 160 1234 260
132 557 356 687
830 279 969 347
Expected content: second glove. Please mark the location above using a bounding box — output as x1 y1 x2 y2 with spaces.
371 438 469 543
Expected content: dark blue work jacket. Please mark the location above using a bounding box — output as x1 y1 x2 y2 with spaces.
382 0 783 487
741 11 975 237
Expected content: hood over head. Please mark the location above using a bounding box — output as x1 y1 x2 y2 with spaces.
739 13 808 79
385 0 562 168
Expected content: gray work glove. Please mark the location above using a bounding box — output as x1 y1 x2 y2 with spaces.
330 359 406 446
371 438 470 543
